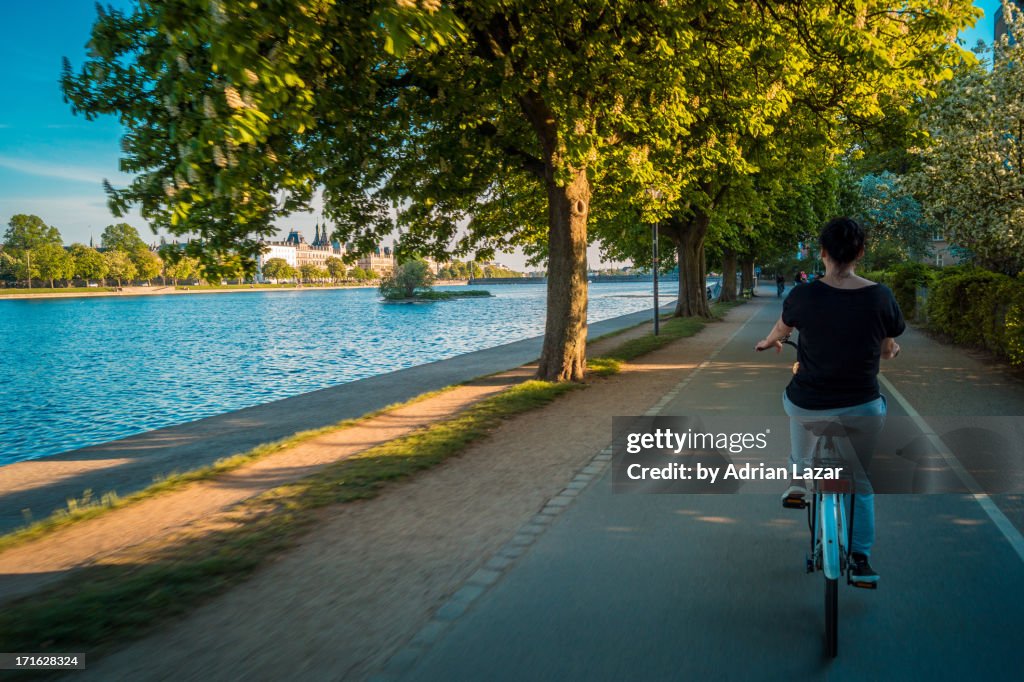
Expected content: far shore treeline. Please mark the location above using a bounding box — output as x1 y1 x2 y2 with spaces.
0 214 526 290
0 216 172 289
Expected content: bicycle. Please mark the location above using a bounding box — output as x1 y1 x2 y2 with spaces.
779 338 876 659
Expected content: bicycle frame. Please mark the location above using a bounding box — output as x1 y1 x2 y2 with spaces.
789 437 856 658
805 438 854 580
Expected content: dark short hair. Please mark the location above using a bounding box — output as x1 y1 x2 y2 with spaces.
819 217 865 265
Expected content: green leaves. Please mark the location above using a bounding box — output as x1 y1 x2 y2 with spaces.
906 17 1024 275
378 258 434 299
3 214 62 251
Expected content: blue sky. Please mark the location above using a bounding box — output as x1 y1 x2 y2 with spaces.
0 0 1004 264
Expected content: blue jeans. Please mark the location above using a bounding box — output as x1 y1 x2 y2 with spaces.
783 392 887 557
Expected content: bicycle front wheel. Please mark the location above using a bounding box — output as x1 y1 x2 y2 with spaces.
825 577 838 658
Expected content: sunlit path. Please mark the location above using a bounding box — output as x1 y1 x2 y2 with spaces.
402 291 1024 680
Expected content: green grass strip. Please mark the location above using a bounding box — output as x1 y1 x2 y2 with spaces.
176 284 306 290
0 287 118 295
0 380 576 655
587 301 742 376
408 289 492 300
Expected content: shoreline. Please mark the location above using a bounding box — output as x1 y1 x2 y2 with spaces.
0 280 472 301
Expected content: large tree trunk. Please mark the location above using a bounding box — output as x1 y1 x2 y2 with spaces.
740 258 755 296
719 249 738 302
537 168 590 382
518 85 590 382
664 213 712 318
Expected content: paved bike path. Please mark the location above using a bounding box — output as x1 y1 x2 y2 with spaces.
402 290 1024 680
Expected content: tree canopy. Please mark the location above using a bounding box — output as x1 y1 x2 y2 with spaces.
104 250 137 286
380 259 434 299
62 0 981 379
100 223 147 253
906 7 1024 274
70 243 109 283
3 214 62 251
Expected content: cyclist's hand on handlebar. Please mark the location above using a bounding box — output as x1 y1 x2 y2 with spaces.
881 338 901 360
881 342 901 360
755 338 782 353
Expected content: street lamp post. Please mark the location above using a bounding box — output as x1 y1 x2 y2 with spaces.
652 222 660 336
647 187 663 336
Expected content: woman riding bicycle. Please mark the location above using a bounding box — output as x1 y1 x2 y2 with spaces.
755 217 905 585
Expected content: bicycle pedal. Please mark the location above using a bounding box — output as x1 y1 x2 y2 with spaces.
849 579 878 590
783 496 807 509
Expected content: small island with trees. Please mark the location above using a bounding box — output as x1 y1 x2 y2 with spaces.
379 259 491 302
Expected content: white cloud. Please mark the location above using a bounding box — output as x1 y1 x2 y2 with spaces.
0 154 131 185
0 196 150 245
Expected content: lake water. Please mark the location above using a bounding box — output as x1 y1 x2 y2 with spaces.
0 282 671 465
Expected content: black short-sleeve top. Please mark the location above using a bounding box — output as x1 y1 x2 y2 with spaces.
782 280 906 409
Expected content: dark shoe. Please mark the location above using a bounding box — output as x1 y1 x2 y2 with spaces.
849 552 879 586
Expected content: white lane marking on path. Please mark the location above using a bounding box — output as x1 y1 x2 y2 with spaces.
879 373 1024 564
645 303 764 417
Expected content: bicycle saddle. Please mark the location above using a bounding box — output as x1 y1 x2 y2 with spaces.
800 420 848 437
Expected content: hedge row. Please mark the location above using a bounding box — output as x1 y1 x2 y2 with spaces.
866 263 1024 366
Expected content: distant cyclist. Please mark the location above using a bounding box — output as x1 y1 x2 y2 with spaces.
755 217 905 584
775 273 785 297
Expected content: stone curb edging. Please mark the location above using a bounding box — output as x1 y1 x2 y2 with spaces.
369 447 615 681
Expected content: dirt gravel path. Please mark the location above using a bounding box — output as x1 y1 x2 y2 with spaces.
70 300 761 681
0 369 526 605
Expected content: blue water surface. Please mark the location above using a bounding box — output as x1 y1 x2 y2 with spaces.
0 282 669 464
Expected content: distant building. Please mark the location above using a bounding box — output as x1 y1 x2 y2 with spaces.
421 256 441 275
285 223 344 269
259 242 298 268
354 245 395 276
257 222 344 280
926 232 958 268
995 1 1022 44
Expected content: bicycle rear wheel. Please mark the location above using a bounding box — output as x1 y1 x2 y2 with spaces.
825 577 838 658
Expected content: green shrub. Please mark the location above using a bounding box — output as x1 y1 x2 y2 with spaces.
865 263 1024 366
859 270 887 285
886 262 936 319
379 259 434 300
925 267 1024 363
1005 293 1024 366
